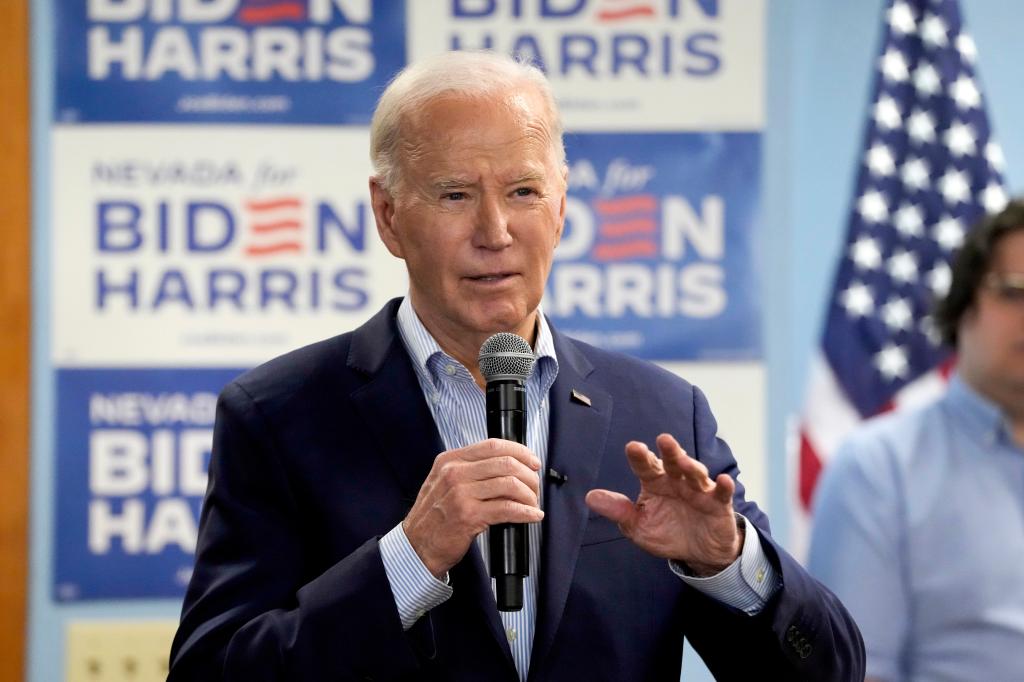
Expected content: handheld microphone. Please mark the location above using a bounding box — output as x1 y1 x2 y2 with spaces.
478 332 536 612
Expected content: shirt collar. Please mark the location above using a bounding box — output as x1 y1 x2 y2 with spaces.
945 372 1015 448
396 296 558 384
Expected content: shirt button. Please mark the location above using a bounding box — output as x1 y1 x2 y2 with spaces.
506 627 517 643
540 398 546 408
445 364 456 376
431 393 440 404
755 568 765 583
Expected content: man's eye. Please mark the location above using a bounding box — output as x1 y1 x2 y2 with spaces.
997 284 1024 302
514 187 536 197
444 192 466 201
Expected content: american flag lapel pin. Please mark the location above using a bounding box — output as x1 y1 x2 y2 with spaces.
570 389 592 407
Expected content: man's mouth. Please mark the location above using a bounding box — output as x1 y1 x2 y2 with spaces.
468 272 514 282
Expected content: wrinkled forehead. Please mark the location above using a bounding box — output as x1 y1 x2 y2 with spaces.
399 90 560 166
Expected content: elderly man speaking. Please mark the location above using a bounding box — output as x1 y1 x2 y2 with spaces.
169 51 864 681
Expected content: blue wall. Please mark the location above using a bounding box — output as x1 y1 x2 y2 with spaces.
30 2 1024 680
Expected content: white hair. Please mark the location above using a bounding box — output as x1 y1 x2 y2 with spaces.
369 50 566 193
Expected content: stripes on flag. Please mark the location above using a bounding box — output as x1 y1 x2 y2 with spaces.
790 0 1006 560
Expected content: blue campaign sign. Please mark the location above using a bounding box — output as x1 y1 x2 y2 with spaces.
54 367 244 601
56 0 405 124
546 132 762 361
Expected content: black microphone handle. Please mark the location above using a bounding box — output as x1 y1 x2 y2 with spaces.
485 379 528 611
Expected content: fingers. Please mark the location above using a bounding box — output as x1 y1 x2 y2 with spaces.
404 440 545 576
624 441 664 481
437 473 544 527
465 474 540 508
437 444 541 498
713 473 735 505
656 433 712 493
452 438 541 470
585 489 636 526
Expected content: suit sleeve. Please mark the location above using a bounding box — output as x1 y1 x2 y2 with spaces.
680 386 866 681
168 381 428 681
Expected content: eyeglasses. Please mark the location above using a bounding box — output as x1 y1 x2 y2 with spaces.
982 272 1024 303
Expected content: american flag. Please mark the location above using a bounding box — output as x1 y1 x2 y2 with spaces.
791 0 1007 559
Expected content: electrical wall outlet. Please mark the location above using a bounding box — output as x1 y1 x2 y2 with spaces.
66 620 178 682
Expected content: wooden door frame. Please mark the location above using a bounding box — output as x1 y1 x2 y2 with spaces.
1 0 31 679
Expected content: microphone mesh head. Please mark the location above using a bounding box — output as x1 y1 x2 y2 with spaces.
478 333 536 381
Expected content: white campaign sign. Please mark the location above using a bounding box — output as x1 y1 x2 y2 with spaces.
409 0 764 131
52 126 408 367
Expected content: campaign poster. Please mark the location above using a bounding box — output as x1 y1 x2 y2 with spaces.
551 132 761 359
57 0 406 125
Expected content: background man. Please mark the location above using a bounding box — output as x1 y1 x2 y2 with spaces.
170 50 864 680
809 200 1024 680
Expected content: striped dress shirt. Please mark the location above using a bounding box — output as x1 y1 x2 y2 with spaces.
379 297 779 681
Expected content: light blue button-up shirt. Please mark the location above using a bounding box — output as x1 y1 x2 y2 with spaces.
809 374 1024 681
380 298 778 680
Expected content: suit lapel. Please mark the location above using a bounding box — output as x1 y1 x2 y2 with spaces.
347 299 515 669
348 300 444 502
530 329 613 675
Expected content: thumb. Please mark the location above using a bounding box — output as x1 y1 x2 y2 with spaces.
585 489 636 527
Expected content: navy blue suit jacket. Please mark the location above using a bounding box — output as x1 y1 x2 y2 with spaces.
169 299 864 681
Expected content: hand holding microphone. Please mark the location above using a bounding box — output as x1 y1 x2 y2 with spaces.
400 333 541 608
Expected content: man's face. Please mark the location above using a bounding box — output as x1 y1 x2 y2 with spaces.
370 89 566 351
958 230 1024 403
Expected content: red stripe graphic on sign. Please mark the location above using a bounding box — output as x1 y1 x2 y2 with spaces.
246 198 302 212
250 220 302 233
593 241 657 261
594 195 657 215
239 3 305 24
245 243 303 256
243 195 304 257
599 219 656 237
597 6 655 21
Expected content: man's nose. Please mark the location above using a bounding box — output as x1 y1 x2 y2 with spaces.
472 195 513 250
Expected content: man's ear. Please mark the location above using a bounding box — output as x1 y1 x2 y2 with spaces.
369 177 404 259
553 164 569 247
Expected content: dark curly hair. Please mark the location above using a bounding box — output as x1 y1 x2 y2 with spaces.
934 199 1024 347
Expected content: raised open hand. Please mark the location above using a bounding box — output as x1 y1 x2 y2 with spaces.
585 433 741 575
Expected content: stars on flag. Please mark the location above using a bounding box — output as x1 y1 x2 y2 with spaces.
893 202 924 237
901 156 930 190
833 0 1005 394
867 143 897 177
919 12 949 48
874 343 909 380
981 182 1008 213
850 236 883 270
874 95 903 130
887 249 919 284
927 261 952 297
913 63 941 97
938 168 970 204
841 282 875 318
949 75 981 109
907 108 937 144
943 121 977 157
880 48 910 83
888 1 916 34
986 141 1005 171
934 215 964 250
881 296 913 332
956 33 977 63
858 190 889 224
